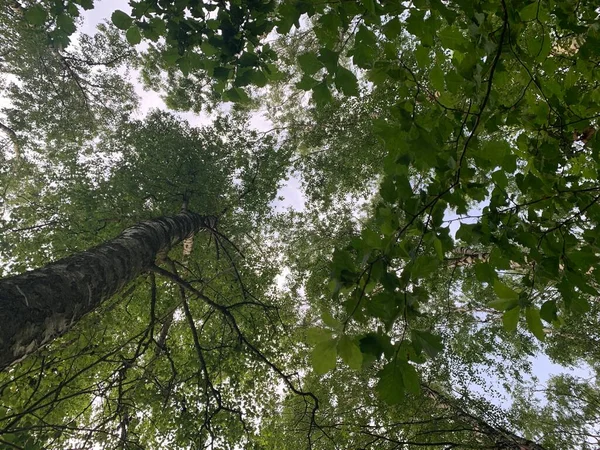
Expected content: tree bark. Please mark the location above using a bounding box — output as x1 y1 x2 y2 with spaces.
0 211 215 371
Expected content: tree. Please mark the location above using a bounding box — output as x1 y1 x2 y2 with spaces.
0 109 300 449
1 0 600 448
0 211 216 370
1 0 138 146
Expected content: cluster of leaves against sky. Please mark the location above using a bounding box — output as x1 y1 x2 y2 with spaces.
1 0 600 448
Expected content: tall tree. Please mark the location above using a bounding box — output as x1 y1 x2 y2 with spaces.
0 211 216 370
0 108 300 449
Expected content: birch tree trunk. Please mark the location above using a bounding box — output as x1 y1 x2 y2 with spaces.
0 211 215 371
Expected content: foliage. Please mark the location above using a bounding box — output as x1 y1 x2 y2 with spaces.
1 1 137 149
1 0 600 448
0 110 291 449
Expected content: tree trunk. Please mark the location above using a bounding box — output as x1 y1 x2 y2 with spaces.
423 385 548 450
0 211 215 371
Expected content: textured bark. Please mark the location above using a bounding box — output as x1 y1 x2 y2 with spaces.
0 211 215 371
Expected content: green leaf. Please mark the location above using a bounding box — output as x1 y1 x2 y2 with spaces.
367 292 399 327
317 48 339 73
351 25 378 68
474 263 496 283
407 9 435 46
540 300 558 323
376 360 405 404
213 66 231 81
438 27 466 50
222 87 250 103
360 333 393 360
360 0 376 15
430 65 445 92
238 52 259 67
75 0 94 10
568 295 591 314
66 3 80 16
331 249 356 283
321 310 342 330
335 66 359 96
400 362 421 394
250 69 268 87
312 338 337 374
380 176 397 203
488 298 518 311
206 19 220 30
489 248 512 270
306 327 333 344
493 280 519 300
525 307 545 341
234 67 254 87
111 10 133 30
297 74 319 91
411 330 443 358
396 340 426 363
383 17 402 39
126 26 141 45
482 140 511 163
456 223 478 244
491 170 508 189
56 14 76 34
433 237 443 261
312 81 332 106
276 1 301 34
520 2 539 20
502 307 520 332
415 45 430 68
201 41 218 56
337 335 363 370
24 5 47 25
411 255 440 280
163 48 181 67
362 228 382 249
298 52 324 75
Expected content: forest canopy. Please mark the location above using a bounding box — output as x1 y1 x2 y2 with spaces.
1 0 600 448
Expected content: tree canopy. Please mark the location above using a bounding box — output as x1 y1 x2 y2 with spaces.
1 0 600 448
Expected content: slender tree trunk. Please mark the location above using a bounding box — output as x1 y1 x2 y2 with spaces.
0 211 215 371
424 385 548 450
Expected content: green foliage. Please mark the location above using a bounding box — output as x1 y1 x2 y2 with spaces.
375 359 406 404
312 338 337 374
2 0 600 448
411 330 443 359
126 26 141 45
0 15 137 148
337 335 363 370
0 110 292 448
24 5 47 25
111 10 132 30
503 306 520 332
